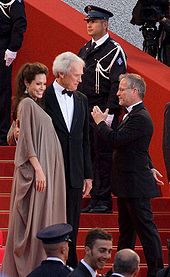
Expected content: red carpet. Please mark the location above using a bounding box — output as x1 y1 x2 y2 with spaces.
0 146 170 277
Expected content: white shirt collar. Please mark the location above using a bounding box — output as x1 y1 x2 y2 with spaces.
47 257 65 265
126 101 143 114
53 80 64 96
81 259 97 277
111 273 125 277
92 33 109 48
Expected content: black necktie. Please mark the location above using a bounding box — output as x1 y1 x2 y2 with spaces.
62 89 73 97
89 42 96 52
91 42 96 49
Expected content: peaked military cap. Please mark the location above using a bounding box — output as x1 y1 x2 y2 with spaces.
37 223 73 244
84 5 113 21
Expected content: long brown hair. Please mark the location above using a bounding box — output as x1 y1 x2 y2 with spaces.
13 62 48 120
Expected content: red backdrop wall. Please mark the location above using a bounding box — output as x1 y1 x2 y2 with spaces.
12 0 170 195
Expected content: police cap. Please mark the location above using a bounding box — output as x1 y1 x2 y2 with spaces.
37 223 73 244
84 5 113 21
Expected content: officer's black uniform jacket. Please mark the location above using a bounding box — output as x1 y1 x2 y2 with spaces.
0 0 27 51
78 36 127 114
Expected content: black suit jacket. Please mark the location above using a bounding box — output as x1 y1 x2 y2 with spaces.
45 84 93 188
68 261 92 277
26 260 71 277
97 102 160 198
163 102 170 182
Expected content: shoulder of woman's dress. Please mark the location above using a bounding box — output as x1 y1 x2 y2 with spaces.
18 98 35 114
20 97 35 107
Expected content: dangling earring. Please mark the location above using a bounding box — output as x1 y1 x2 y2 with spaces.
24 88 29 94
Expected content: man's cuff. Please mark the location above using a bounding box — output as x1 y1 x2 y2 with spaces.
6 49 17 59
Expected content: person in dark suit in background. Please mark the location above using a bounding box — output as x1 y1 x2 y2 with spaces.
79 5 127 213
26 223 73 277
0 0 27 145
91 73 164 277
44 52 93 268
105 249 140 277
68 228 113 277
163 102 170 182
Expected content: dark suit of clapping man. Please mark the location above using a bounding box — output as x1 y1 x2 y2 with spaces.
91 73 164 277
45 52 93 268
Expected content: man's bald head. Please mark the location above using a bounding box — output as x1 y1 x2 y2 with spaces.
113 249 140 276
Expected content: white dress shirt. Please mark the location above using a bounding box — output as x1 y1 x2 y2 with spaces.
111 273 125 277
47 257 65 264
123 101 143 120
92 33 109 48
53 81 74 132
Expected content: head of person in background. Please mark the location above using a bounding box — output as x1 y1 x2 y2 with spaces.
26 223 73 277
84 5 113 41
84 228 113 271
13 62 48 121
112 249 140 277
52 51 85 92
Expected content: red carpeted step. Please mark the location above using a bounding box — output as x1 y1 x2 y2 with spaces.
0 177 13 193
0 230 2 246
80 212 170 229
77 228 170 247
0 146 15 160
77 246 168 264
151 197 170 212
1 230 7 246
0 161 14 177
0 194 10 210
0 246 5 266
1 227 170 247
1 212 170 231
82 197 170 213
0 212 9 229
84 247 169 264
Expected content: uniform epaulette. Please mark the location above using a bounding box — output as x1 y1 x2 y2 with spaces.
110 39 120 46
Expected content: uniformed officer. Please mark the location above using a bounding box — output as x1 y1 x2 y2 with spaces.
79 5 127 213
26 223 73 277
0 0 27 145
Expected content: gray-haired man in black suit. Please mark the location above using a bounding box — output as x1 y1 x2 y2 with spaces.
45 52 93 268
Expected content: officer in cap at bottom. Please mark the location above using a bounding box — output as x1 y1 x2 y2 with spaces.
26 223 73 277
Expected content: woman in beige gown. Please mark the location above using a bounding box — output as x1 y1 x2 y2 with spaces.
2 63 66 277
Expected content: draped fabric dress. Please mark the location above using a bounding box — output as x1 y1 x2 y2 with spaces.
2 97 66 277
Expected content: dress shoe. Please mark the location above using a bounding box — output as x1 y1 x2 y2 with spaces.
81 204 93 213
89 205 112 213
